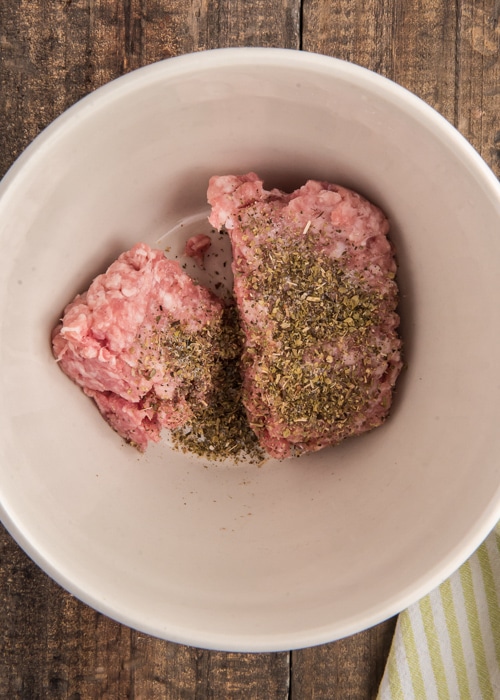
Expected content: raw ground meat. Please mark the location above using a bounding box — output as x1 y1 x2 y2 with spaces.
185 233 212 267
208 172 402 459
52 242 231 451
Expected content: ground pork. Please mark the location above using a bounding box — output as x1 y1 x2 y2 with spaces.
185 233 212 267
52 242 230 451
208 172 402 459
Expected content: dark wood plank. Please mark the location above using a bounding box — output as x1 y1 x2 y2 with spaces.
302 0 457 121
0 0 301 180
0 525 134 699
455 0 500 177
291 622 396 700
125 639 291 699
302 0 500 180
181 0 301 51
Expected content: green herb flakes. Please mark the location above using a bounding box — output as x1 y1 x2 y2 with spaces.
170 306 264 463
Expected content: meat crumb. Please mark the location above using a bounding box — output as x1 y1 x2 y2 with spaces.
208 172 402 459
185 233 212 268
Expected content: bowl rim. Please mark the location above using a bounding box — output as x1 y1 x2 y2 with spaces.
2 47 499 202
1 47 500 652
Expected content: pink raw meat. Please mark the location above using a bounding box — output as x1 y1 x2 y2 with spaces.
185 233 212 267
52 242 226 450
208 172 402 459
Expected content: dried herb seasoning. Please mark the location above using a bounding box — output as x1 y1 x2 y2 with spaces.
170 306 264 463
239 213 391 440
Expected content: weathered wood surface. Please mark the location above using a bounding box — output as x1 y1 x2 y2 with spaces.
1 1 499 698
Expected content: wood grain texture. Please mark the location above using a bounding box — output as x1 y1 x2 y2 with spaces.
303 0 500 180
1 1 498 698
456 0 500 175
302 0 458 121
291 623 396 700
0 0 301 179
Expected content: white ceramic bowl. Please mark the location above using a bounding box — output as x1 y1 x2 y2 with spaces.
1 48 500 652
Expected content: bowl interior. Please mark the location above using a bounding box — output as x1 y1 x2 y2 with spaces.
1 48 500 651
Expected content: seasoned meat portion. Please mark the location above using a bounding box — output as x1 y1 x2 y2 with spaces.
208 173 402 459
52 243 230 451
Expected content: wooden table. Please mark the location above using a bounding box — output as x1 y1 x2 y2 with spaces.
1 2 498 698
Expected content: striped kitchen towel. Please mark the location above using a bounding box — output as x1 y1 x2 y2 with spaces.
377 522 500 700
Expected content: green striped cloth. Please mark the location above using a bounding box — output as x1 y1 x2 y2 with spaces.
378 523 500 700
